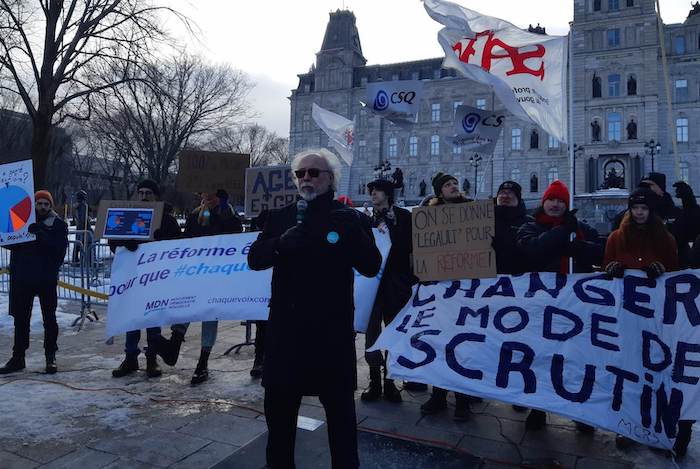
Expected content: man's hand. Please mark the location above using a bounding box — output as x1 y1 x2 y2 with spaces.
27 223 42 235
277 225 313 255
643 261 666 280
604 261 625 279
562 209 579 234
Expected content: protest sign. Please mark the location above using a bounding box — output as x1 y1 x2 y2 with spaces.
412 200 496 281
244 165 296 218
94 201 164 241
0 159 36 246
371 272 700 449
449 105 505 154
176 150 250 205
365 80 423 127
107 229 391 336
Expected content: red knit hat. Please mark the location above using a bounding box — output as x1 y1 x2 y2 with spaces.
541 180 570 208
35 190 54 206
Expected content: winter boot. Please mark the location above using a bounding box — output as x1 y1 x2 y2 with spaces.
383 379 402 403
673 421 693 458
45 352 57 374
112 356 139 377
0 355 25 375
361 366 382 402
574 421 595 434
191 348 210 385
403 381 428 392
420 387 448 415
525 409 547 430
159 330 185 366
615 435 634 450
454 393 471 422
250 356 264 378
146 355 162 378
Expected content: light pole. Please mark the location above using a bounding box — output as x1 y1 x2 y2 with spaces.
573 144 585 194
469 153 482 196
644 139 661 173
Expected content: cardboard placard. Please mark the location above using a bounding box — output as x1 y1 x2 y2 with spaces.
412 200 496 281
176 150 250 205
244 165 297 218
95 200 164 240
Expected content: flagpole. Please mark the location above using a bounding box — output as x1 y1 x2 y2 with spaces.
568 23 575 210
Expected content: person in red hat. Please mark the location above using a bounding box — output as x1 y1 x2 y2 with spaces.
516 180 604 432
0 190 68 375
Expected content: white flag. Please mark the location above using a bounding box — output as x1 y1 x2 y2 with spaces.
423 0 568 143
365 80 423 128
311 103 354 165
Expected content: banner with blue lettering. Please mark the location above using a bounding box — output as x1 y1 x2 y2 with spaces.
370 272 700 449
107 230 391 337
365 80 423 127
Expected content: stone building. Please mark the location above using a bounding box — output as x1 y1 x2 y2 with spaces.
289 1 699 211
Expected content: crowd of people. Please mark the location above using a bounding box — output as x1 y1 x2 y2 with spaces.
0 148 699 468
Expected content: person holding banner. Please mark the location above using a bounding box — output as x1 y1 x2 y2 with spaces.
0 191 68 375
248 148 381 469
493 181 529 275
361 179 415 404
111 180 182 379
517 180 604 431
159 190 243 385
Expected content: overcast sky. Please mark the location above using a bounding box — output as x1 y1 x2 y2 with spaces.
168 0 692 138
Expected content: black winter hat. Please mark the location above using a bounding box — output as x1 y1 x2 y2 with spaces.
497 180 522 202
628 187 659 214
137 179 160 197
432 172 458 196
367 179 395 196
643 172 667 193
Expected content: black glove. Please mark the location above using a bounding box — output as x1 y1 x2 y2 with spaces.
152 228 163 241
604 261 625 279
124 240 140 252
562 209 579 234
673 181 697 208
277 225 314 255
642 261 665 280
27 223 42 235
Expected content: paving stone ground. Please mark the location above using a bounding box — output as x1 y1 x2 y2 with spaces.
0 299 698 469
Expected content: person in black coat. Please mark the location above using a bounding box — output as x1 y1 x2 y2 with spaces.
110 180 181 379
0 190 68 375
493 181 530 275
360 179 415 404
248 149 381 469
669 181 700 268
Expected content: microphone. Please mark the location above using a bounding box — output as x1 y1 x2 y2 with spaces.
296 199 308 225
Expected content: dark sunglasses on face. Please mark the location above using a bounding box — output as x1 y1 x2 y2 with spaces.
294 168 329 179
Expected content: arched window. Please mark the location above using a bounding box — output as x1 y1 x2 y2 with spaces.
511 128 522 150
680 161 690 183
547 167 559 185
607 112 622 141
510 168 521 183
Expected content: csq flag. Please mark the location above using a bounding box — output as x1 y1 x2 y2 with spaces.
423 0 568 143
311 103 355 166
449 105 505 154
365 80 423 128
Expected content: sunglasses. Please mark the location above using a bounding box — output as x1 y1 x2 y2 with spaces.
294 168 329 179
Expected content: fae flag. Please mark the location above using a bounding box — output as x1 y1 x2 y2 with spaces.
423 0 568 143
311 103 355 166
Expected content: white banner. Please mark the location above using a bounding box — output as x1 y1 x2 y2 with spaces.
371 272 700 449
423 0 568 143
449 105 504 154
365 80 423 127
0 159 36 246
107 230 391 337
311 103 354 166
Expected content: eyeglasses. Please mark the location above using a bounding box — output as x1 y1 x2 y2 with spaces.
294 168 330 179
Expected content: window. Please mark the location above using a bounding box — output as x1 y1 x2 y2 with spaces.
594 0 601 11
626 0 633 6
548 135 559 149
453 101 463 116
359 140 367 160
304 84 311 93
411 71 419 80
302 114 310 131
680 162 690 183
388 137 398 158
452 143 461 155
608 74 621 97
510 168 521 183
409 136 418 156
675 36 686 55
677 118 689 143
511 128 522 150
392 73 399 81
608 112 622 141
476 98 487 110
607 29 620 47
675 79 689 101
548 167 559 185
431 135 440 155
431 103 441 122
608 0 619 10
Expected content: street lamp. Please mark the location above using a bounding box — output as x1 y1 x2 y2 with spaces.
469 154 482 196
644 139 661 172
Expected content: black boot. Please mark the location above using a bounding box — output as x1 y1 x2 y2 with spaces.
45 352 57 374
403 381 428 392
146 355 162 378
0 355 25 375
421 387 448 415
361 366 382 402
454 394 471 422
383 379 402 403
112 356 139 377
525 409 547 430
673 420 693 458
191 349 210 385
574 421 595 434
250 356 264 378
159 330 185 366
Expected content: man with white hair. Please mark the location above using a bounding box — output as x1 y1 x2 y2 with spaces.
248 148 382 469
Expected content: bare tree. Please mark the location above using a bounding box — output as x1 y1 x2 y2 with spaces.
86 54 252 186
207 123 289 167
0 0 188 186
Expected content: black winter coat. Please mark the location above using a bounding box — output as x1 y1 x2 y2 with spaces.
248 191 382 394
493 203 530 275
517 209 604 273
184 205 243 238
9 212 68 285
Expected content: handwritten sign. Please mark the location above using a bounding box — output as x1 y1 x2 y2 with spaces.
0 159 36 246
244 165 297 218
176 151 250 205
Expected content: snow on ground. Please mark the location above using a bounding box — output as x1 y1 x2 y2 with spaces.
0 293 79 336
